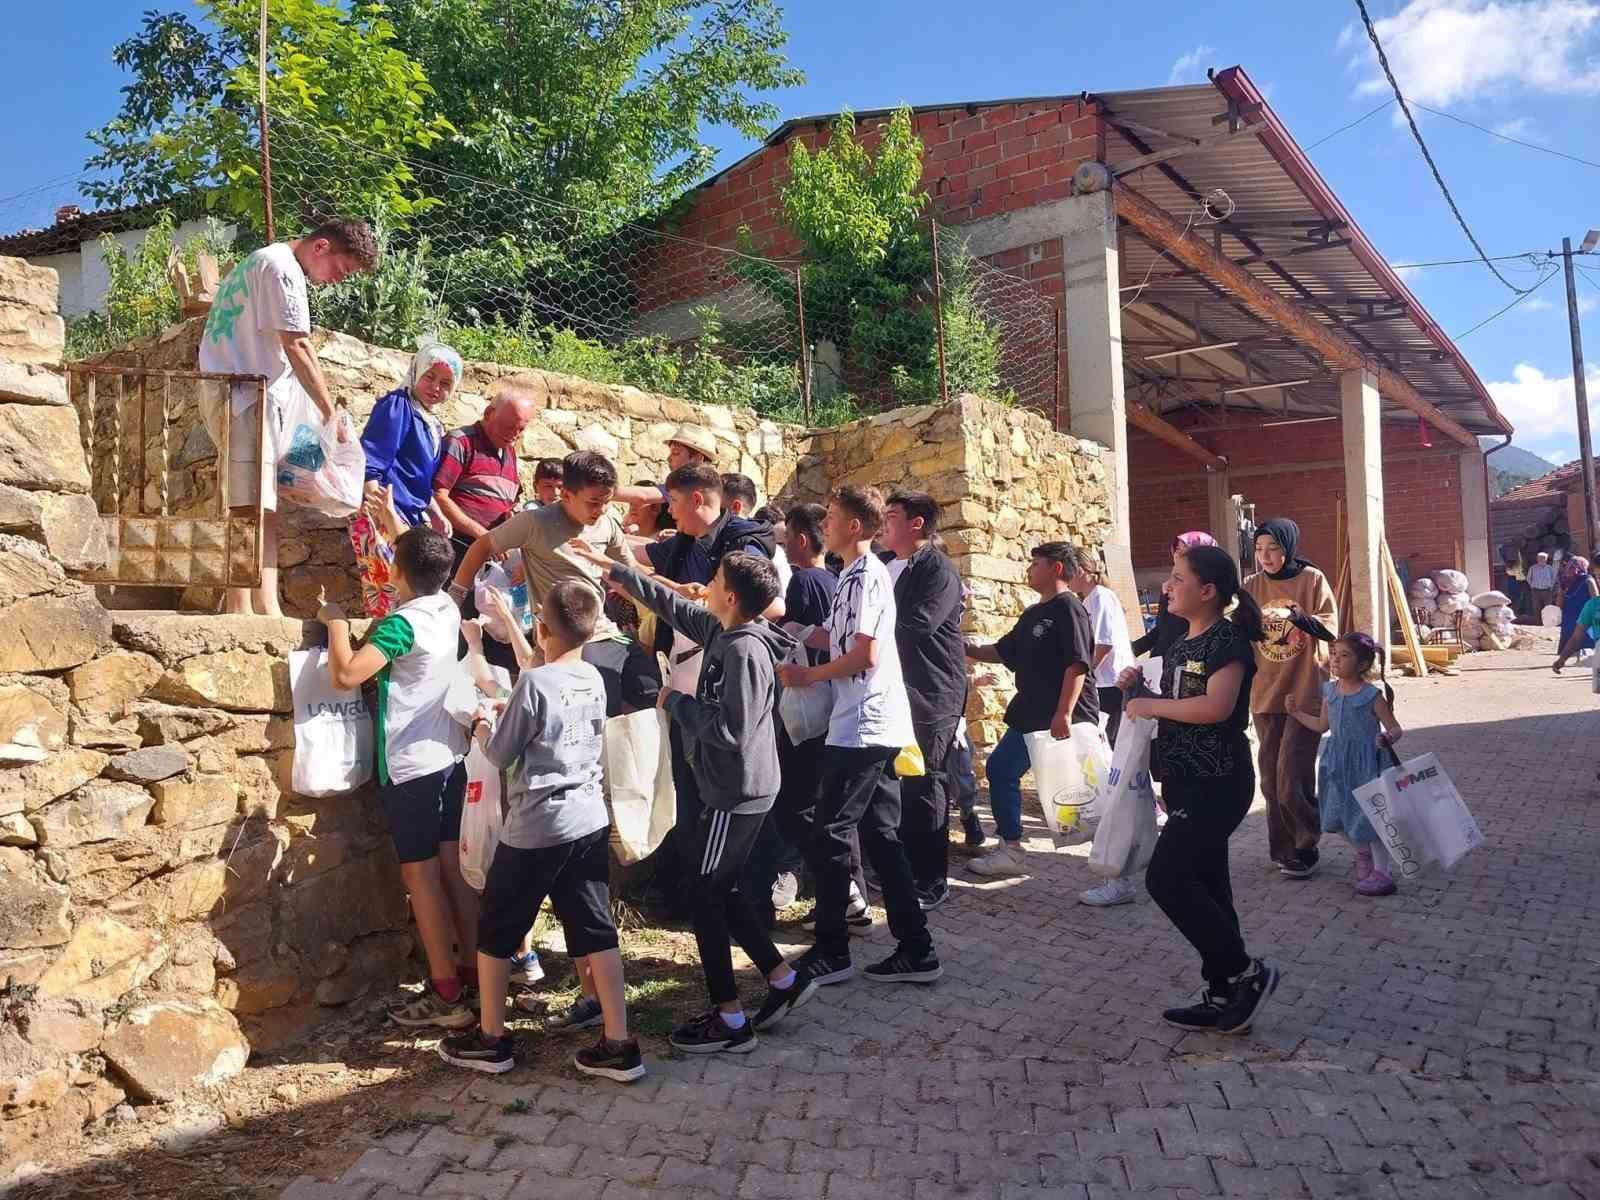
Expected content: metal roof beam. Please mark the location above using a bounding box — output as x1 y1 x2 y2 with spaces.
1111 177 1479 448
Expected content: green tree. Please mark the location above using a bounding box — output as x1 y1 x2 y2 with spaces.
84 1 452 230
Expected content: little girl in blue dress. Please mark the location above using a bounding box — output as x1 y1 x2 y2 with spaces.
1284 632 1404 896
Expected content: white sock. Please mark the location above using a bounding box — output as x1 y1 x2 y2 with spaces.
771 967 797 990
721 1008 747 1029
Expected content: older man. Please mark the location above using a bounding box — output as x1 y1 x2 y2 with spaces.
1529 551 1558 621
432 388 537 549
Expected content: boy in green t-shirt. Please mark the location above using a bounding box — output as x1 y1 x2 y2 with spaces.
317 527 478 1030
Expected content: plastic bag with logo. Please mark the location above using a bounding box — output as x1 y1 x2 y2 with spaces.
1353 748 1483 874
288 649 373 796
1024 723 1111 838
1088 678 1162 877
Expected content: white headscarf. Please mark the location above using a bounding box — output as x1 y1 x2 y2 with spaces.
406 342 462 456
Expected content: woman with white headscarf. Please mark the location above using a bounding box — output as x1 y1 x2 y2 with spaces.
350 342 464 615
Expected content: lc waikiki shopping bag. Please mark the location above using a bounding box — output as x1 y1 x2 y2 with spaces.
457 743 504 891
602 708 677 865
1088 716 1159 878
288 649 373 796
1025 723 1111 837
1353 749 1484 876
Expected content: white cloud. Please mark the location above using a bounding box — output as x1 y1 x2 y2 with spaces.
1520 295 1556 312
1492 116 1539 139
1167 44 1215 86
1393 265 1425 284
1486 362 1600 455
1581 293 1599 314
1345 0 1600 107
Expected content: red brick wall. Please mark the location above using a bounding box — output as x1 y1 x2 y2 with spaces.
1128 412 1469 581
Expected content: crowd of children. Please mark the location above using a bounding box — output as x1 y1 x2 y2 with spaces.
310 444 1407 1083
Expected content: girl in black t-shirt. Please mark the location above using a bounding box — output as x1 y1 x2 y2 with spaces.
1119 545 1281 1036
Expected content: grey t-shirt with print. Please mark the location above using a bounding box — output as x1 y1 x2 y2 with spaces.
483 660 609 850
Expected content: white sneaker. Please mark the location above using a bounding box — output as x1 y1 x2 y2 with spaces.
968 845 1025 878
1079 877 1138 907
771 870 800 910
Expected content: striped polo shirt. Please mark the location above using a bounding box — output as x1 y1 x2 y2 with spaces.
432 422 520 530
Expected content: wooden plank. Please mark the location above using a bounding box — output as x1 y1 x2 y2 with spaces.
1382 539 1428 678
1126 399 1228 470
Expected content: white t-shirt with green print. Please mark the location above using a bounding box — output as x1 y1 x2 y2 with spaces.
366 592 466 787
198 243 310 416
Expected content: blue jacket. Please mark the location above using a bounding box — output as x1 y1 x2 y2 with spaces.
360 388 441 525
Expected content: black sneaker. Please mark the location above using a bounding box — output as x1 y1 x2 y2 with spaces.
916 879 951 911
962 812 986 848
437 1028 515 1074
862 946 943 984
1162 988 1231 1031
668 1010 758 1054
544 996 604 1031
798 901 872 934
573 1035 646 1082
751 975 819 1031
1214 960 1281 1035
1279 849 1319 879
793 945 855 987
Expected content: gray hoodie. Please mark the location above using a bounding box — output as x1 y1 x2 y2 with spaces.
611 565 794 814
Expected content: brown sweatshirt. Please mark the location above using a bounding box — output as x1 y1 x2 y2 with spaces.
1242 567 1337 715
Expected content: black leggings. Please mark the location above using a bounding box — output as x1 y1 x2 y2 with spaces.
1144 770 1254 989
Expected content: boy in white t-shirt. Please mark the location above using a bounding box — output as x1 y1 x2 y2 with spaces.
777 485 942 989
316 527 478 1031
199 218 378 617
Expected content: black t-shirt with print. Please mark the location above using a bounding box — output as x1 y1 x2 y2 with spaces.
995 591 1099 733
1155 617 1258 779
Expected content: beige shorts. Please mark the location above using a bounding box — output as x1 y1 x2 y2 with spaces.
227 391 283 513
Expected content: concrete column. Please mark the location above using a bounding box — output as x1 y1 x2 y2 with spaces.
1061 190 1138 618
1457 448 1489 587
1341 368 1384 637
1206 468 1238 573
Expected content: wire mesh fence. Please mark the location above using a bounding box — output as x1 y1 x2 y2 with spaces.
8 108 1064 429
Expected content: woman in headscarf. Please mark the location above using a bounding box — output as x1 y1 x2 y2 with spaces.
349 342 464 615
1243 517 1337 880
1558 555 1597 658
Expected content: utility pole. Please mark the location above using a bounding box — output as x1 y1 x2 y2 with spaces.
1562 234 1599 555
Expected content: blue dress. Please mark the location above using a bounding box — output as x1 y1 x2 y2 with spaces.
1317 681 1383 843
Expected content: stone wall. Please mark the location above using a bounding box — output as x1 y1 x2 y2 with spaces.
787 397 1113 750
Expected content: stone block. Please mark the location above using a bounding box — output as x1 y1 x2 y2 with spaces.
150 649 292 712
68 711 142 750
100 999 248 1101
218 953 302 1014
68 650 163 719
0 535 63 606
0 588 112 673
0 257 59 312
0 402 88 491
149 774 238 827
0 812 35 845
0 302 65 365
41 828 168 905
0 859 70 950
106 744 191 784
31 780 154 847
35 912 166 1004
19 1000 104 1056
278 849 409 954
0 489 109 572
111 610 312 667
0 361 66 407
132 701 238 744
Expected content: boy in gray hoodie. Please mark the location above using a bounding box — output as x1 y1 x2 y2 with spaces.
576 542 818 1052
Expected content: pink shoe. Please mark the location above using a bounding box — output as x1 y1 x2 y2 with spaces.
1356 871 1395 897
1353 845 1374 883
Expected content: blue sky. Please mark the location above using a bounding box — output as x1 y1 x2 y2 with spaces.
5 0 1600 464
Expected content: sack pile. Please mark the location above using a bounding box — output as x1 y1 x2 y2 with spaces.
1409 570 1513 651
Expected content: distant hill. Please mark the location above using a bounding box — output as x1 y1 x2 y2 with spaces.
1481 440 1561 498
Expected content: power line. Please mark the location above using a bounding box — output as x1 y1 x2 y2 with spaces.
1390 251 1553 270
1305 98 1394 150
1452 266 1561 340
1413 103 1600 172
1353 0 1530 294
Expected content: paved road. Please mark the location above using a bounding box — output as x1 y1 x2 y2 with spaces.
285 635 1600 1198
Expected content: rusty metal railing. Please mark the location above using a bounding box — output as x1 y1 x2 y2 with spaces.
66 363 266 590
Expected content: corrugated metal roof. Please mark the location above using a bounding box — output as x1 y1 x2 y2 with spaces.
1098 70 1509 436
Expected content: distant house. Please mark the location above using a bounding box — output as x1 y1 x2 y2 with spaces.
1490 460 1590 562
0 204 223 317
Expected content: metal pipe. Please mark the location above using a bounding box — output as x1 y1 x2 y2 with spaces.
1143 340 1240 362
258 1 276 241
1482 432 1512 575
1221 378 1312 396
929 217 949 406
1563 236 1598 554
793 268 811 425
1052 303 1062 432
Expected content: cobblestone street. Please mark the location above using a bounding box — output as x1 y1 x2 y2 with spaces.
285 631 1600 1200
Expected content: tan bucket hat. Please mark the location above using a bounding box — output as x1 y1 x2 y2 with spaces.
667 424 718 462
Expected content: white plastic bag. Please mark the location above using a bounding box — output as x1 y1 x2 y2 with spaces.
474 552 530 642
288 649 372 797
777 628 832 744
275 397 365 517
1353 751 1483 876
1087 714 1159 878
1543 604 1563 627
603 709 676 865
458 742 503 891
1025 724 1111 837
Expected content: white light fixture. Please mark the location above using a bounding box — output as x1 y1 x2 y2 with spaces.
1583 229 1600 254
1221 378 1312 396
1143 340 1240 362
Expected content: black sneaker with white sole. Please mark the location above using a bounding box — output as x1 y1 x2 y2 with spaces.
1161 988 1231 1032
798 904 872 934
573 1035 646 1082
545 995 604 1031
862 946 943 984
916 879 951 910
1214 960 1280 1034
751 976 819 1031
668 1010 757 1054
1278 849 1319 879
437 1028 516 1073
793 945 855 986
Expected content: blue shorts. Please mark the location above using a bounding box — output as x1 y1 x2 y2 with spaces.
380 760 467 864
